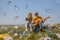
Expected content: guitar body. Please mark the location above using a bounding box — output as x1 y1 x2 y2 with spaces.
33 19 42 26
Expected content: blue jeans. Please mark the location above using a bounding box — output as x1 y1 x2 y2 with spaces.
25 21 32 31
33 22 42 32
23 21 32 36
25 21 32 28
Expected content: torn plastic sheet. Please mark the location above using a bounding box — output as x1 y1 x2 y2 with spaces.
4 13 6 16
14 5 20 11
25 4 29 9
14 16 19 20
7 1 11 5
45 9 54 13
14 5 20 13
56 33 60 38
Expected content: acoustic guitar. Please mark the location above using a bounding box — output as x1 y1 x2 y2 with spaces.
33 16 51 26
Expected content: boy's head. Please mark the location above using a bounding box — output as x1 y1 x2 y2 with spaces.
34 12 38 16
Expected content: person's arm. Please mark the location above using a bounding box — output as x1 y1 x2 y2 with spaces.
32 18 36 24
32 18 39 24
38 16 44 23
25 17 29 23
26 17 28 21
41 18 45 23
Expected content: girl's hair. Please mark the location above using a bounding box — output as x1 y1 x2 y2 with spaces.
28 12 32 15
27 12 32 17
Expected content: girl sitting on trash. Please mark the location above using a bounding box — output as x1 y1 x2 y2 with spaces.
23 12 33 36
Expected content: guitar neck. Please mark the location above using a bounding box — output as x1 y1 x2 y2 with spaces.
43 17 50 22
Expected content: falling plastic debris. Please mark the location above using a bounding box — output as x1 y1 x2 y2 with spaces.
45 9 54 13
14 16 19 20
4 13 6 16
7 1 11 5
14 5 20 11
55 16 60 18
25 4 29 9
14 5 20 13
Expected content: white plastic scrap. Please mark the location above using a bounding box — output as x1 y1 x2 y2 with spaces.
8 31 12 34
39 36 51 40
4 36 13 40
14 33 18 36
14 25 18 29
58 27 60 30
56 33 60 38
20 34 23 38
44 36 51 40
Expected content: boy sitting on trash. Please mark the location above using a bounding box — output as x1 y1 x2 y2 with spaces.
32 12 50 33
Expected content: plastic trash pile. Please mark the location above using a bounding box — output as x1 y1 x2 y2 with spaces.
0 24 60 40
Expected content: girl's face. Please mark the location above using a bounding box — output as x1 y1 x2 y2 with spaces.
28 13 32 18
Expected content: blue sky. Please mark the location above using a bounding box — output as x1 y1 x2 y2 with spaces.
0 0 60 25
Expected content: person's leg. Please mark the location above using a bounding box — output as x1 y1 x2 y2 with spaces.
23 21 29 36
25 21 29 31
25 21 32 32
29 23 32 32
33 26 37 33
38 22 43 31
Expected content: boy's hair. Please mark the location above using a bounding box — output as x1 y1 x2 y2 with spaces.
34 12 38 15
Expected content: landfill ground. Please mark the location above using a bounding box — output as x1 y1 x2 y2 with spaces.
0 24 60 40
